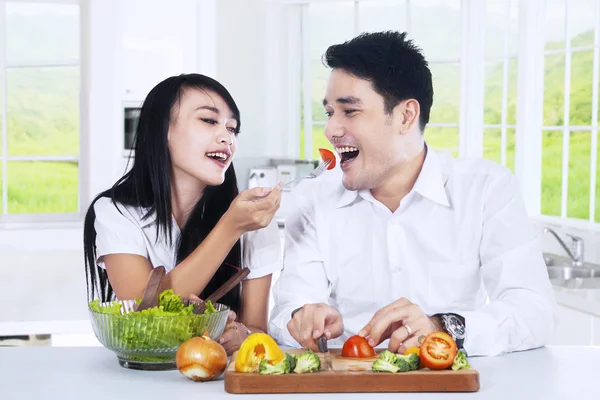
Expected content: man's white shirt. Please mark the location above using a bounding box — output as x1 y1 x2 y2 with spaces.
269 146 557 356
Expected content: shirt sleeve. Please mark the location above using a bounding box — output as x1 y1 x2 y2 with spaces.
242 219 283 279
93 197 147 268
456 171 558 356
268 194 332 347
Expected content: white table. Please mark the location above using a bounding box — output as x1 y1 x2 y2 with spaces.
1 345 597 399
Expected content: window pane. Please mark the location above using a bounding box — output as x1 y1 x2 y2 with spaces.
311 60 330 123
484 59 518 126
483 128 501 163
429 63 460 124
410 0 461 60
567 131 591 220
506 128 515 172
7 67 79 156
507 58 518 125
541 131 563 216
7 161 78 214
543 54 565 126
485 0 519 59
426 126 459 157
545 0 565 51
570 50 593 126
483 127 514 171
570 0 595 47
300 125 334 160
309 1 355 60
358 0 408 34
310 1 355 122
484 61 503 125
6 2 79 65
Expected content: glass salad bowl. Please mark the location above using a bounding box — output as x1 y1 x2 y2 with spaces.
88 294 229 371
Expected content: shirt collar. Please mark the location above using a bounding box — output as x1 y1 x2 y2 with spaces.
413 146 451 207
335 144 450 209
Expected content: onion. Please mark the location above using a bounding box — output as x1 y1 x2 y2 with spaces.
176 335 228 381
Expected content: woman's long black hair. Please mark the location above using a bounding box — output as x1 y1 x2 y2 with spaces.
83 74 243 315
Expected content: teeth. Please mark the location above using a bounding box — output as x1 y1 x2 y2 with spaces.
206 152 228 161
335 146 359 155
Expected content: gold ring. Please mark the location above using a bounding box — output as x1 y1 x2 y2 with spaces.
404 324 413 335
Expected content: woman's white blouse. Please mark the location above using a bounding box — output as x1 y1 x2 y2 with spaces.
93 197 282 280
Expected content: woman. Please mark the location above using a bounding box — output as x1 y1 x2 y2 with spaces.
83 73 282 354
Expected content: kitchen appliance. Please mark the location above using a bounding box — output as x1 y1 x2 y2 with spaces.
247 166 277 189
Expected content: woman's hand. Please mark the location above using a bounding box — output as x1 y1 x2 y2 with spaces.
219 321 252 355
222 184 282 234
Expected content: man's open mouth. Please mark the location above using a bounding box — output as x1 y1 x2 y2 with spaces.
336 146 360 166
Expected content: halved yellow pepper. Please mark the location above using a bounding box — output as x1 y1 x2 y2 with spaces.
234 333 284 373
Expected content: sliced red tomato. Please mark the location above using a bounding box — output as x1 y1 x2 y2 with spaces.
341 335 376 358
318 148 336 170
419 332 457 370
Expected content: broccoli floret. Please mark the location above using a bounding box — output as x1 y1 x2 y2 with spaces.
259 354 296 375
395 353 420 372
378 350 398 364
451 350 470 371
293 350 321 373
372 358 400 373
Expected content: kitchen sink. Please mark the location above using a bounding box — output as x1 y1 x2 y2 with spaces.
543 253 600 289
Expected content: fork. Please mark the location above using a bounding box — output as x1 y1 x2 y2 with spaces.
281 160 331 191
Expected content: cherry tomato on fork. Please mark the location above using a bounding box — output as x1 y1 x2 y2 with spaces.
318 148 337 170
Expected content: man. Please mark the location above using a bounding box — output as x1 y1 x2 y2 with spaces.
268 31 557 357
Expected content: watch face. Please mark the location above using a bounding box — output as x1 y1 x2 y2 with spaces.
445 315 466 338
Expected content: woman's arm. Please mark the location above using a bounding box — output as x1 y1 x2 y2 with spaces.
218 274 273 354
104 216 241 300
104 187 281 300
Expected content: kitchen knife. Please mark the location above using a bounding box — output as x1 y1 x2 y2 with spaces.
317 334 333 371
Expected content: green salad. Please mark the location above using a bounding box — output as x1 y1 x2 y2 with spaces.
89 289 218 363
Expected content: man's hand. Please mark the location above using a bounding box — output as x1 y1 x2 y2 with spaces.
286 303 344 351
358 298 443 354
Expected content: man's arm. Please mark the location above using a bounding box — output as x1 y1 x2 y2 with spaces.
268 195 332 347
456 171 558 356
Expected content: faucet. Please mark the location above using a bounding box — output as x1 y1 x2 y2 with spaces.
543 227 584 267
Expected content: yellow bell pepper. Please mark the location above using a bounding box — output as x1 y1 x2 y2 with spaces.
234 333 284 373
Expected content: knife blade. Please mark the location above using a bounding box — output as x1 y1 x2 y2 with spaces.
317 334 333 371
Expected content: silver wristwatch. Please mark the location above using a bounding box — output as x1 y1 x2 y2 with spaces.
437 313 466 350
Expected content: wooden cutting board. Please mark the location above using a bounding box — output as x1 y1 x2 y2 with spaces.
224 348 480 394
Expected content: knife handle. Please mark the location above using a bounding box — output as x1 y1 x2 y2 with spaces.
316 334 328 353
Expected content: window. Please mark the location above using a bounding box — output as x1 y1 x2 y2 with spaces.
541 0 599 221
0 0 80 221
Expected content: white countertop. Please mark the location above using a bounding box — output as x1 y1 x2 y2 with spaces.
0 345 597 399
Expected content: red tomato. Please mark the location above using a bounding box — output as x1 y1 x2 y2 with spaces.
341 335 376 358
318 148 336 170
419 332 457 370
